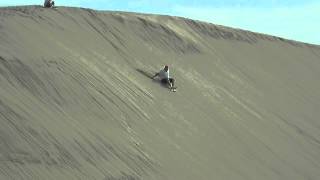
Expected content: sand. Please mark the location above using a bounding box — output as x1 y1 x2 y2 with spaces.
1 5 320 180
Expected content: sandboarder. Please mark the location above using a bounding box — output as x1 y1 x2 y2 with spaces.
152 65 176 91
44 0 55 8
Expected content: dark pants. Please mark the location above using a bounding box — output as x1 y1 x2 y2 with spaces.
161 78 175 87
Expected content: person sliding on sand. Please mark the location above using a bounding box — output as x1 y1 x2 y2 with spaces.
152 65 176 91
44 0 55 8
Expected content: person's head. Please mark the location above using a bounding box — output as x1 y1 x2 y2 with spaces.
164 65 169 72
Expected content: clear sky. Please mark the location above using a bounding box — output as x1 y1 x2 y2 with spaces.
1 0 319 45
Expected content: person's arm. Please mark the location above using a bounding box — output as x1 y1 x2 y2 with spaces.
152 73 159 79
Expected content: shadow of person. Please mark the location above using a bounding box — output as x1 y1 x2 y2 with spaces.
136 69 154 79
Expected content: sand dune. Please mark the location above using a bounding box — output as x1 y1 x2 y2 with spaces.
1 5 320 180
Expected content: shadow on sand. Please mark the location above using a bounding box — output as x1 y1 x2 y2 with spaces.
136 69 154 79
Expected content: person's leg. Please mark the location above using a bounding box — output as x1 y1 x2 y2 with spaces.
169 78 175 87
52 1 55 7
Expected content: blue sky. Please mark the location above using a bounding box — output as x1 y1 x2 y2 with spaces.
1 0 319 45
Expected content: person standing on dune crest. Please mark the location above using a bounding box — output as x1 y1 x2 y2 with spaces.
44 0 55 8
152 65 176 91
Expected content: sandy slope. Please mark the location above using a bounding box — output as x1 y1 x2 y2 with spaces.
1 5 320 180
